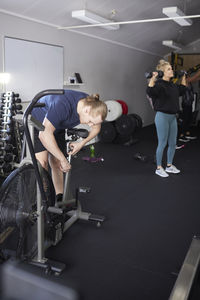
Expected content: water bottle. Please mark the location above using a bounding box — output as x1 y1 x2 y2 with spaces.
90 145 95 158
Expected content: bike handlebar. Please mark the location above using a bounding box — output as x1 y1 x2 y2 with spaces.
23 89 64 119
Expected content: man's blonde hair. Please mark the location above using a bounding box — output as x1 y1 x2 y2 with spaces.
82 94 107 121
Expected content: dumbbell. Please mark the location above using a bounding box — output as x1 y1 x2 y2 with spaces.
0 96 12 101
0 162 13 174
1 104 22 111
1 101 13 106
0 149 16 157
0 94 12 99
0 109 12 115
0 120 12 126
0 119 11 125
0 135 12 142
134 152 148 162
14 98 21 103
2 92 19 97
0 144 18 156
0 104 11 110
0 113 11 118
0 144 14 152
13 104 23 111
0 127 12 133
0 153 14 163
0 119 12 126
145 70 164 79
175 70 187 78
16 111 23 115
0 112 12 117
0 100 14 105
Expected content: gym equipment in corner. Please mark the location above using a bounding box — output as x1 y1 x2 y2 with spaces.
0 91 23 177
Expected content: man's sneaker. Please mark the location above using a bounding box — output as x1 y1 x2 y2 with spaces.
179 136 190 142
155 167 169 177
165 165 180 174
176 143 185 150
185 135 197 140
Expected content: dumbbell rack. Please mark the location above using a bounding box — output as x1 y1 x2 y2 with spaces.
0 91 23 177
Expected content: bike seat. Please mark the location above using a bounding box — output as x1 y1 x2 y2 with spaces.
67 128 89 139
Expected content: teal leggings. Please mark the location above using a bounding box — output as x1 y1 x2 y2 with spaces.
155 112 177 167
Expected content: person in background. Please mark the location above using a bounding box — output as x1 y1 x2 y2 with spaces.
31 90 107 200
182 68 200 140
177 82 197 145
146 59 186 178
187 69 200 84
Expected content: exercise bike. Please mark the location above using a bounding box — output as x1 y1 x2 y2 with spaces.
0 89 105 274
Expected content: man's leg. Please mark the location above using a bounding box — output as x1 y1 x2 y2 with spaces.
34 128 65 195
49 155 64 195
49 130 66 195
35 150 48 170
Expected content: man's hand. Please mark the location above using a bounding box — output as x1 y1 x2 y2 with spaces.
68 141 83 156
60 158 71 172
67 124 101 156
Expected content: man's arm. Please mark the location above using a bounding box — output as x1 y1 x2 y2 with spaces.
70 124 101 155
39 117 71 172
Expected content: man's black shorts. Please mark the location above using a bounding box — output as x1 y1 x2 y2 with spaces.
34 129 66 155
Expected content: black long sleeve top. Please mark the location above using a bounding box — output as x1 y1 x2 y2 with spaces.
146 79 186 114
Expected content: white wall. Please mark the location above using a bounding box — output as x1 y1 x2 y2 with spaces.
0 12 160 126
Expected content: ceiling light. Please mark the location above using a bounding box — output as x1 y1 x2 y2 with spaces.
162 7 192 26
162 40 182 51
72 10 120 30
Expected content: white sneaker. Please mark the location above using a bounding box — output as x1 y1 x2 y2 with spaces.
176 143 185 150
185 135 197 140
155 167 169 177
179 136 190 143
165 165 180 174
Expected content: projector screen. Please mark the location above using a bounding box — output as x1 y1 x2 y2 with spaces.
4 37 64 102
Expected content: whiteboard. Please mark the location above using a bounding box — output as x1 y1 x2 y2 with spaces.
4 37 64 102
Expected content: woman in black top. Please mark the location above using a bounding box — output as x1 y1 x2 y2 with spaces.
146 59 186 177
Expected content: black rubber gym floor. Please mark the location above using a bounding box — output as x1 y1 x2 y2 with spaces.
1 124 200 299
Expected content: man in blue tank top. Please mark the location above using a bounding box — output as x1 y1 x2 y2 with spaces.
32 90 107 198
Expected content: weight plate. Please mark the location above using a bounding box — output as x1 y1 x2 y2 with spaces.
105 100 122 122
116 100 128 115
114 115 135 136
128 114 143 130
99 121 116 143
